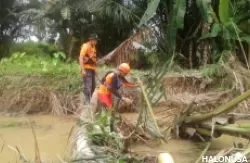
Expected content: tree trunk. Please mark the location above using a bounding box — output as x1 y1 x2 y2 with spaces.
189 41 193 68
68 28 80 59
0 36 12 59
192 38 199 68
248 44 250 67
198 22 211 66
57 28 70 55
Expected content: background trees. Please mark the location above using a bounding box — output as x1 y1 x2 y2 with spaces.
1 0 250 69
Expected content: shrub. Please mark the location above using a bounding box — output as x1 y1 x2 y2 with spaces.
10 41 63 58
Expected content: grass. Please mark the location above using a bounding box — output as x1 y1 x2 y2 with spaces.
0 52 84 92
0 51 147 92
0 42 235 94
0 52 79 76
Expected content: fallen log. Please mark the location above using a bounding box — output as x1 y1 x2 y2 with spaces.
184 89 250 124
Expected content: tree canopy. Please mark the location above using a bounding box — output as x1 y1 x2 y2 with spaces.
1 0 250 68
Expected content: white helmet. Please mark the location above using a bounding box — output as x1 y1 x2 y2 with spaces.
158 153 175 163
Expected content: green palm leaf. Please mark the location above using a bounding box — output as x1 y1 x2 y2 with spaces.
219 0 230 23
138 0 161 27
174 0 186 29
167 0 186 51
79 0 138 24
196 0 213 23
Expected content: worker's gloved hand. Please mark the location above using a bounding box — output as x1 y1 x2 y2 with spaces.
122 97 133 104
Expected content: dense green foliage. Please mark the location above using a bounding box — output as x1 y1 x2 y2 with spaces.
0 52 77 76
10 42 62 57
1 0 250 69
0 42 77 75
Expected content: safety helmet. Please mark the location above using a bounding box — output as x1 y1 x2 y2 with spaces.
118 63 130 74
158 153 174 163
88 33 99 40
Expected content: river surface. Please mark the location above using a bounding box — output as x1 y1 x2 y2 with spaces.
131 120 249 163
131 135 248 163
0 115 249 163
0 115 77 163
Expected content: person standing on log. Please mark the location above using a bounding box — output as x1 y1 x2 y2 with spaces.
97 63 142 110
79 33 99 105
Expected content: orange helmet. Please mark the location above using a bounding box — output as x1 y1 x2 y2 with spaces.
118 63 130 74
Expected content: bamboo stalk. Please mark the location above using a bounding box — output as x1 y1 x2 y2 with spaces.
196 128 221 138
28 117 41 163
221 132 250 139
210 125 250 134
225 124 250 128
195 142 211 163
137 77 163 142
196 128 212 137
201 125 250 139
184 89 250 124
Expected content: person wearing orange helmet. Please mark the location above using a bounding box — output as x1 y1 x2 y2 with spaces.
97 63 142 110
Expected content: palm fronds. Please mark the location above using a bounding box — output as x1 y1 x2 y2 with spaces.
138 0 161 27
76 0 139 25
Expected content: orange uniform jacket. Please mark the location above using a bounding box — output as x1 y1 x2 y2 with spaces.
98 71 139 98
80 42 97 70
97 71 139 109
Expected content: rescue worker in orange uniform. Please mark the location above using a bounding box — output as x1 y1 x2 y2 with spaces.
79 33 99 104
97 63 142 110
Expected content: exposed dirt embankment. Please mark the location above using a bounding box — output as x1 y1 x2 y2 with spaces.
161 71 250 113
162 72 231 95
0 88 83 115
0 74 142 116
0 75 83 115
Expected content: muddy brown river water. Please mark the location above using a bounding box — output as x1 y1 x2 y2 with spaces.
0 115 249 163
0 115 77 163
